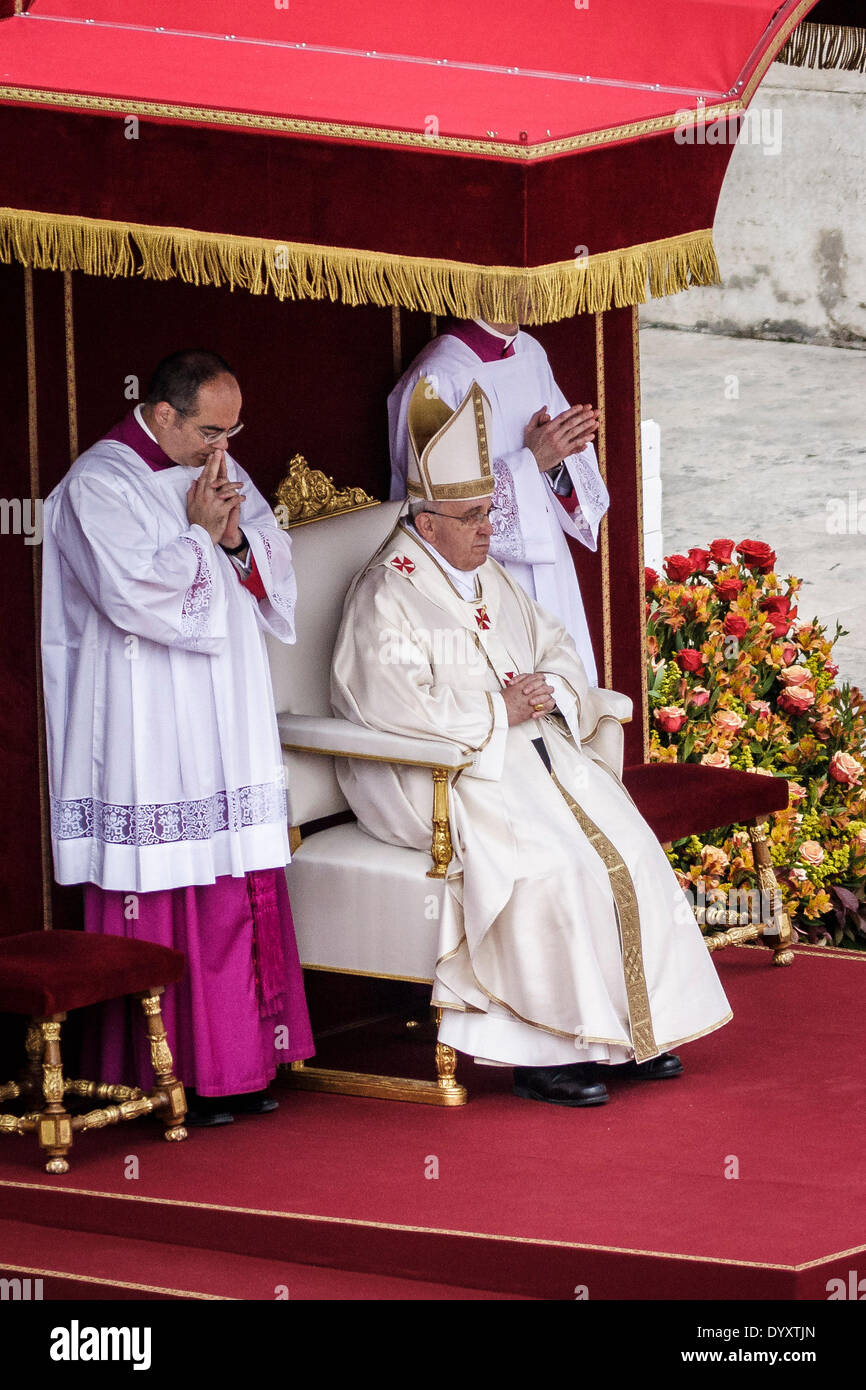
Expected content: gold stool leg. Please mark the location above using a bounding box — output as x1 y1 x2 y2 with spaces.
433 1007 464 1099
37 1016 73 1175
748 819 795 966
138 989 187 1142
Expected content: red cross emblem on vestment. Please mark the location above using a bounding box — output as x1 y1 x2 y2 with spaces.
474 605 491 630
504 671 517 684
390 555 415 574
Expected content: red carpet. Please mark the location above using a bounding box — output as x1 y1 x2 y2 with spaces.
1 946 864 1300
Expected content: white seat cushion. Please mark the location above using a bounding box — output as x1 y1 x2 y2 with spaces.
286 822 446 982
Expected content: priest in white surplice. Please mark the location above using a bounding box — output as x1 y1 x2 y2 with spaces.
42 350 313 1126
389 317 607 684
335 379 730 1106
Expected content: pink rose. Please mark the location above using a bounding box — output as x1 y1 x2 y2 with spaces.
701 845 730 875
688 687 710 707
781 643 797 665
779 665 811 687
656 705 687 734
826 662 839 677
748 699 771 718
700 751 731 768
714 709 746 733
778 686 815 715
829 751 863 786
799 840 824 867
787 783 807 801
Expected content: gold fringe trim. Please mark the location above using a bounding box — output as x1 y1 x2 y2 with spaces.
0 208 720 323
777 20 866 71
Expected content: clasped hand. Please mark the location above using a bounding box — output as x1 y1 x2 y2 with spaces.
502 673 556 727
186 449 246 547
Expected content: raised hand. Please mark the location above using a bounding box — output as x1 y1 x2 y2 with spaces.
525 403 600 473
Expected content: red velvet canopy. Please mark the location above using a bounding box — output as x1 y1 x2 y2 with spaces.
0 0 820 965
0 0 820 317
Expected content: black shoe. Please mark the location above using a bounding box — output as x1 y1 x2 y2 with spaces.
513 1063 609 1107
224 1089 279 1116
183 1092 234 1127
616 1051 683 1080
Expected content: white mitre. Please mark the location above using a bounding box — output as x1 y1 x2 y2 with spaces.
406 378 494 502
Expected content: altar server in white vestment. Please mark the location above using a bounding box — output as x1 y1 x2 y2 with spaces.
388 317 608 684
42 350 313 1127
334 379 731 1106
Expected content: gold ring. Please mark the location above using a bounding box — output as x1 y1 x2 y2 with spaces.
533 703 545 711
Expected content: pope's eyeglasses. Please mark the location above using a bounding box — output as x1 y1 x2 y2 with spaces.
427 507 500 528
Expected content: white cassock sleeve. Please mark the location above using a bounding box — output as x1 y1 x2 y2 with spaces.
54 473 228 654
230 464 297 644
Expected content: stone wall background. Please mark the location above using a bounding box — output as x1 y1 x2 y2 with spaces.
640 62 866 349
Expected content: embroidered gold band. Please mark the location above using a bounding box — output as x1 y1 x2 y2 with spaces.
551 771 658 1062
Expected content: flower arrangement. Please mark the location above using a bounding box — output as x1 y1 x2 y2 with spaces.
646 539 866 948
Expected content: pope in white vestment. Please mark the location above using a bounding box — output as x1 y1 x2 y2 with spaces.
388 317 608 684
335 379 731 1104
41 351 312 1121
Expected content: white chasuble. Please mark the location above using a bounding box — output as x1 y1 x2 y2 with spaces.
388 331 609 684
42 440 296 892
331 524 732 1068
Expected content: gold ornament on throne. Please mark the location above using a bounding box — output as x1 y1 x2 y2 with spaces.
274 455 378 529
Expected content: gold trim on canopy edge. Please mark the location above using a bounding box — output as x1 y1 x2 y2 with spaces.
0 82 745 160
0 209 720 323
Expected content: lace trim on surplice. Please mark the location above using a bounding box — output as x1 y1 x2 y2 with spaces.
178 534 213 639
51 782 287 847
489 457 526 562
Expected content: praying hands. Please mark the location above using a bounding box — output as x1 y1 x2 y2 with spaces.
187 448 246 546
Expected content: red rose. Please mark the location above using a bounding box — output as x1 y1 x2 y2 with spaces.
723 614 747 637
676 648 705 673
655 705 687 734
644 567 659 590
687 547 711 573
715 577 744 602
766 606 796 638
709 538 735 564
664 554 695 583
737 539 777 573
760 596 789 617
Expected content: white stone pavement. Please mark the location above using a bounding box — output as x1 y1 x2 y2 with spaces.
637 325 866 693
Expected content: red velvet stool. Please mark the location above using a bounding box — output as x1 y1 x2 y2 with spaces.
0 931 188 1173
622 763 794 965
